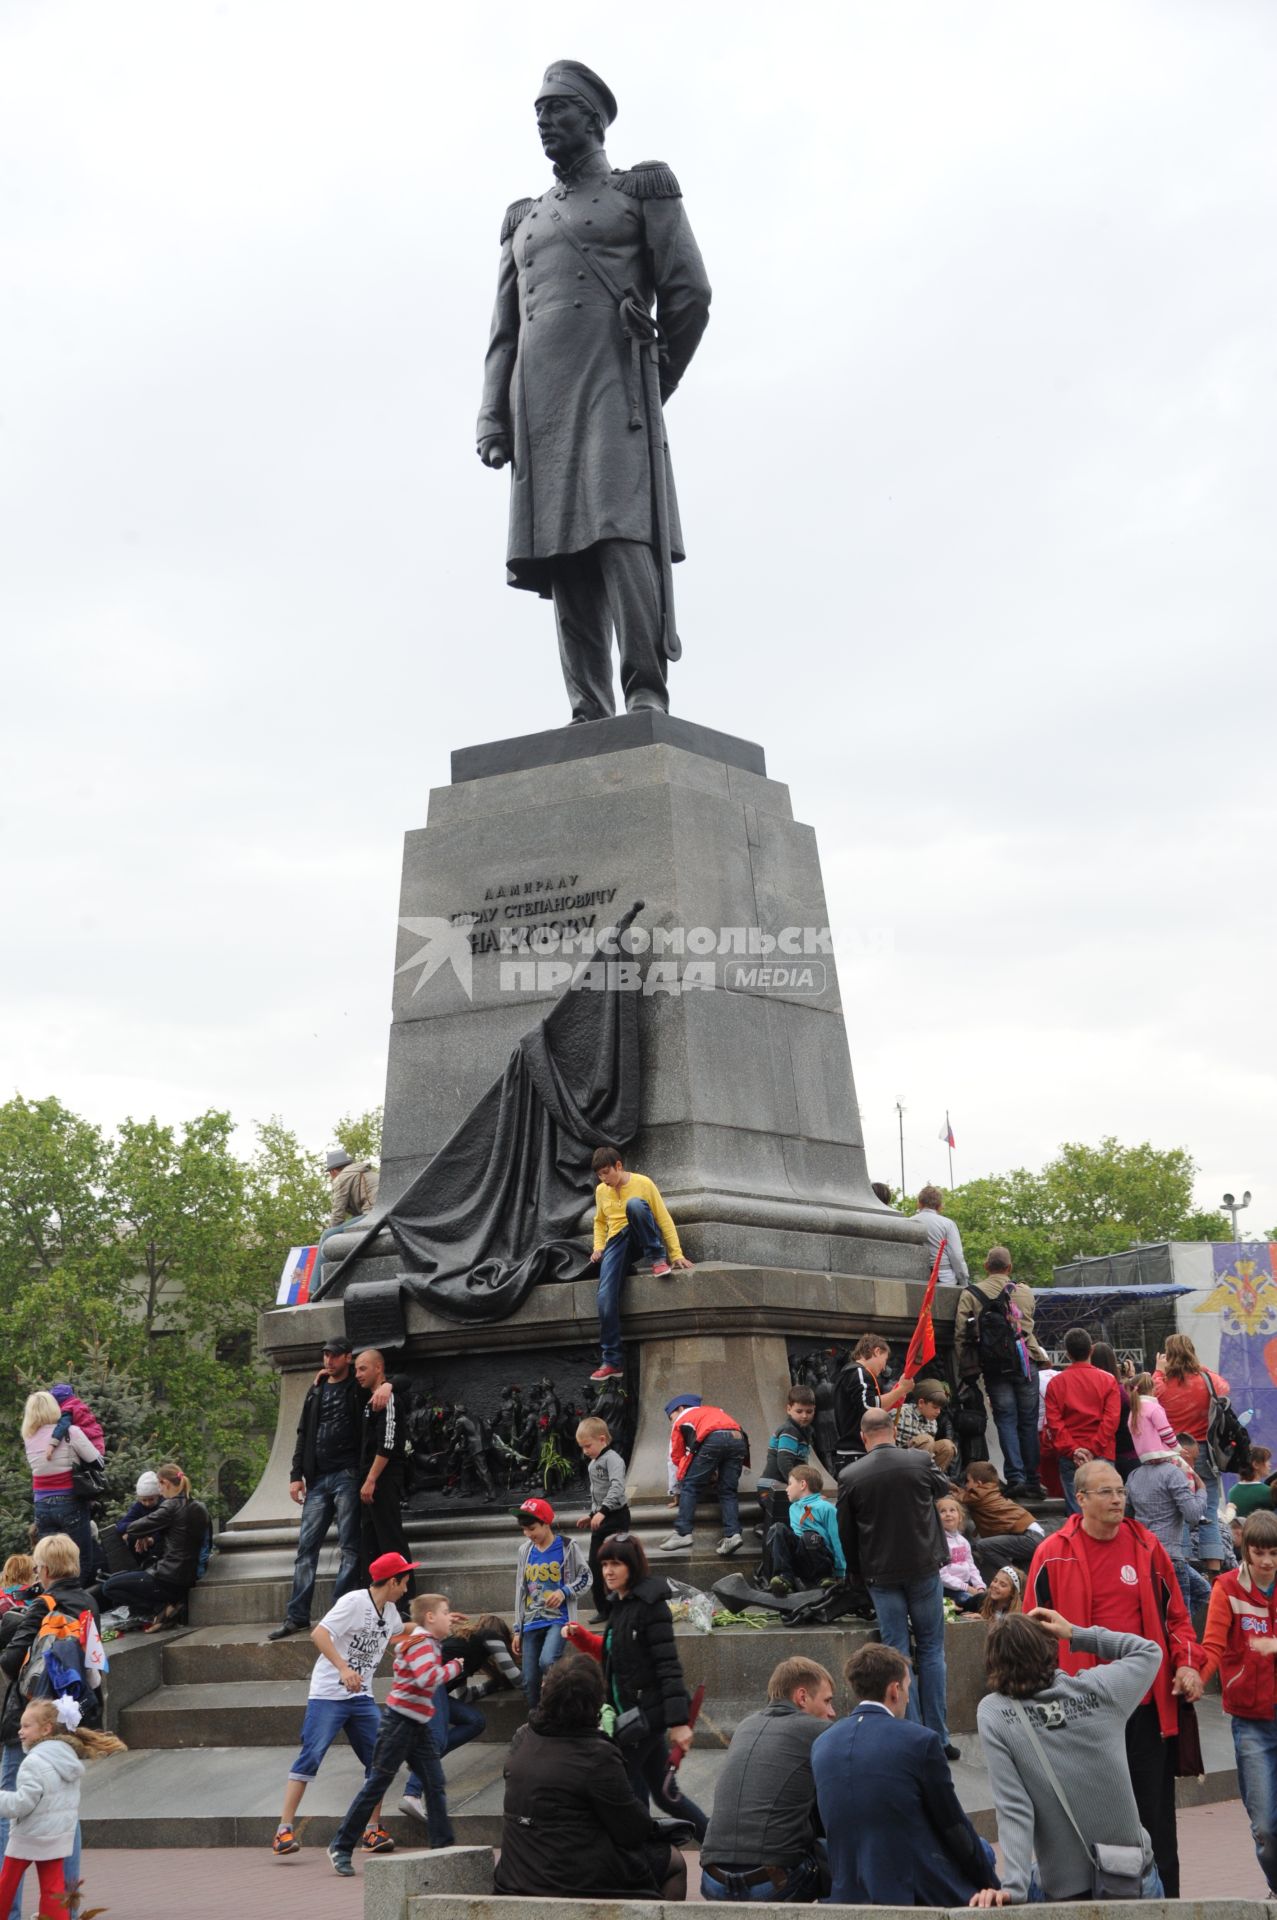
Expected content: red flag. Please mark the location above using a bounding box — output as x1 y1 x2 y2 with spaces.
903 1235 945 1376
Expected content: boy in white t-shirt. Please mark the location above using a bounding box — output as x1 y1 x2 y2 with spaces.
271 1550 416 1857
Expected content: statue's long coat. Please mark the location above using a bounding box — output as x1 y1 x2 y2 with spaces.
477 147 711 598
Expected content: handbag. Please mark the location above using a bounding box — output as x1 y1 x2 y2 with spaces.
1010 1701 1145 1899
612 1704 652 1750
70 1459 107 1502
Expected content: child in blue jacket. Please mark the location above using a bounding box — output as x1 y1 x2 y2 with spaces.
763 1463 846 1596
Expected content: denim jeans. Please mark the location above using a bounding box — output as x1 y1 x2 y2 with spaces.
285 1467 361 1626
701 1845 827 1902
1232 1715 1277 1893
1194 1458 1224 1560
866 1572 950 1745
1058 1455 1076 1515
596 1199 666 1365
287 1692 382 1781
313 1212 369 1298
676 1431 746 1537
1174 1558 1213 1616
333 1708 453 1854
405 1686 486 1797
985 1370 1040 1484
0 1741 79 1920
33 1495 93 1573
520 1622 565 1707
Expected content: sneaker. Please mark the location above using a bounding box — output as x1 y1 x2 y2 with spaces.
267 1621 306 1641
768 1575 792 1597
819 1575 839 1590
588 1612 609 1625
1020 1481 1046 1500
716 1533 744 1557
399 1795 427 1827
327 1845 355 1877
651 1259 672 1278
271 1825 300 1856
590 1363 624 1382
944 1743 962 1763
658 1531 693 1551
361 1825 395 1853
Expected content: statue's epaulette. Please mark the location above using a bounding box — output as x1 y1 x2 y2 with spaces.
500 197 537 245
613 160 682 201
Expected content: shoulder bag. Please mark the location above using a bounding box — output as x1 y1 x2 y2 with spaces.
1010 1699 1145 1899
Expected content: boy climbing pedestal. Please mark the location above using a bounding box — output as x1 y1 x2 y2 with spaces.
587 1145 693 1383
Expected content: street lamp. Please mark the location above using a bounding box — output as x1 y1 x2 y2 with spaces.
1221 1190 1252 1240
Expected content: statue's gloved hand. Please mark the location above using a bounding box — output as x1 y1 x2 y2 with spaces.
478 435 511 469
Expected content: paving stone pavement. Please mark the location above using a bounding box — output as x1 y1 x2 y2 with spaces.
30 1796 1269 1919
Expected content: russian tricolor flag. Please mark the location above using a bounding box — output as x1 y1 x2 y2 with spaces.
277 1245 319 1306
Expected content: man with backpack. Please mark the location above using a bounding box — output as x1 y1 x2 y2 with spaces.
956 1248 1047 1500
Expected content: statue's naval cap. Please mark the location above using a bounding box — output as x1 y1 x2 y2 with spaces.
535 60 617 129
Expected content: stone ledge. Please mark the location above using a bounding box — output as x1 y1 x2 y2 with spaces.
365 1846 494 1920
406 1900 1277 1920
450 714 766 785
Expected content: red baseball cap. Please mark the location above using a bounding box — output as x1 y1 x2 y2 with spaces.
514 1497 555 1526
368 1551 421 1582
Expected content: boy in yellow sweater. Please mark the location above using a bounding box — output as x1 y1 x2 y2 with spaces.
587 1145 693 1382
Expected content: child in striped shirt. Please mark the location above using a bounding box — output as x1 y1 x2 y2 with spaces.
328 1594 461 1873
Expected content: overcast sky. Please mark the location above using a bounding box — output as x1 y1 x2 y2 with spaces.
2 1 1273 1230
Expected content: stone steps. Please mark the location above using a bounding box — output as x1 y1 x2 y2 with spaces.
121 1620 890 1747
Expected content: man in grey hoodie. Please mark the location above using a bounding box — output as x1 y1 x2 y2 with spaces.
972 1608 1164 1905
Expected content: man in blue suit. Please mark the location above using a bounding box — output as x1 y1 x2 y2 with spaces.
811 1643 999 1907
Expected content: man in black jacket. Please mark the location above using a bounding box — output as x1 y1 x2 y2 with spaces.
354 1348 414 1590
837 1408 957 1758
269 1338 365 1641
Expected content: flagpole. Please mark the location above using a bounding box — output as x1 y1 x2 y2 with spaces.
896 1099 906 1199
946 1109 953 1188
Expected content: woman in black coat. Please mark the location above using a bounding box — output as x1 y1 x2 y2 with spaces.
495 1655 685 1899
597 1534 707 1841
96 1463 209 1627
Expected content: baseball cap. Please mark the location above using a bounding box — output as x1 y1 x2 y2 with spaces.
322 1336 353 1355
136 1472 162 1498
368 1551 421 1582
665 1393 701 1416
513 1497 555 1527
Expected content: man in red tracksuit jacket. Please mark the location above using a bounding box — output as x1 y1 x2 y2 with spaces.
1044 1326 1120 1514
1027 1458 1202 1898
659 1396 747 1557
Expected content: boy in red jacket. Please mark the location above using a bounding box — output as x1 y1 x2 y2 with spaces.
1043 1327 1119 1513
327 1593 462 1873
658 1396 747 1557
1200 1508 1277 1895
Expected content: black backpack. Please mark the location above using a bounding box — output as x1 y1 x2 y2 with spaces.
975 1285 1020 1376
1205 1375 1252 1474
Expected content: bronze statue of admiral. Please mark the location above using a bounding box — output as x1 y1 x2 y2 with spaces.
477 62 712 723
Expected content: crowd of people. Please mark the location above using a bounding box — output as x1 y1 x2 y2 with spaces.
11 1159 1274 1910
252 1160 1276 1906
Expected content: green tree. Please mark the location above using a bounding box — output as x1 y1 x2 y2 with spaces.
0 1095 115 1283
333 1106 383 1164
934 1138 1233 1287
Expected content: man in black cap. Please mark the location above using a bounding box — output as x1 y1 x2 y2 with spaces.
477 60 712 723
268 1336 367 1640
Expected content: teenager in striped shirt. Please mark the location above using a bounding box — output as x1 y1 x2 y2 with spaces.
327 1593 462 1874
